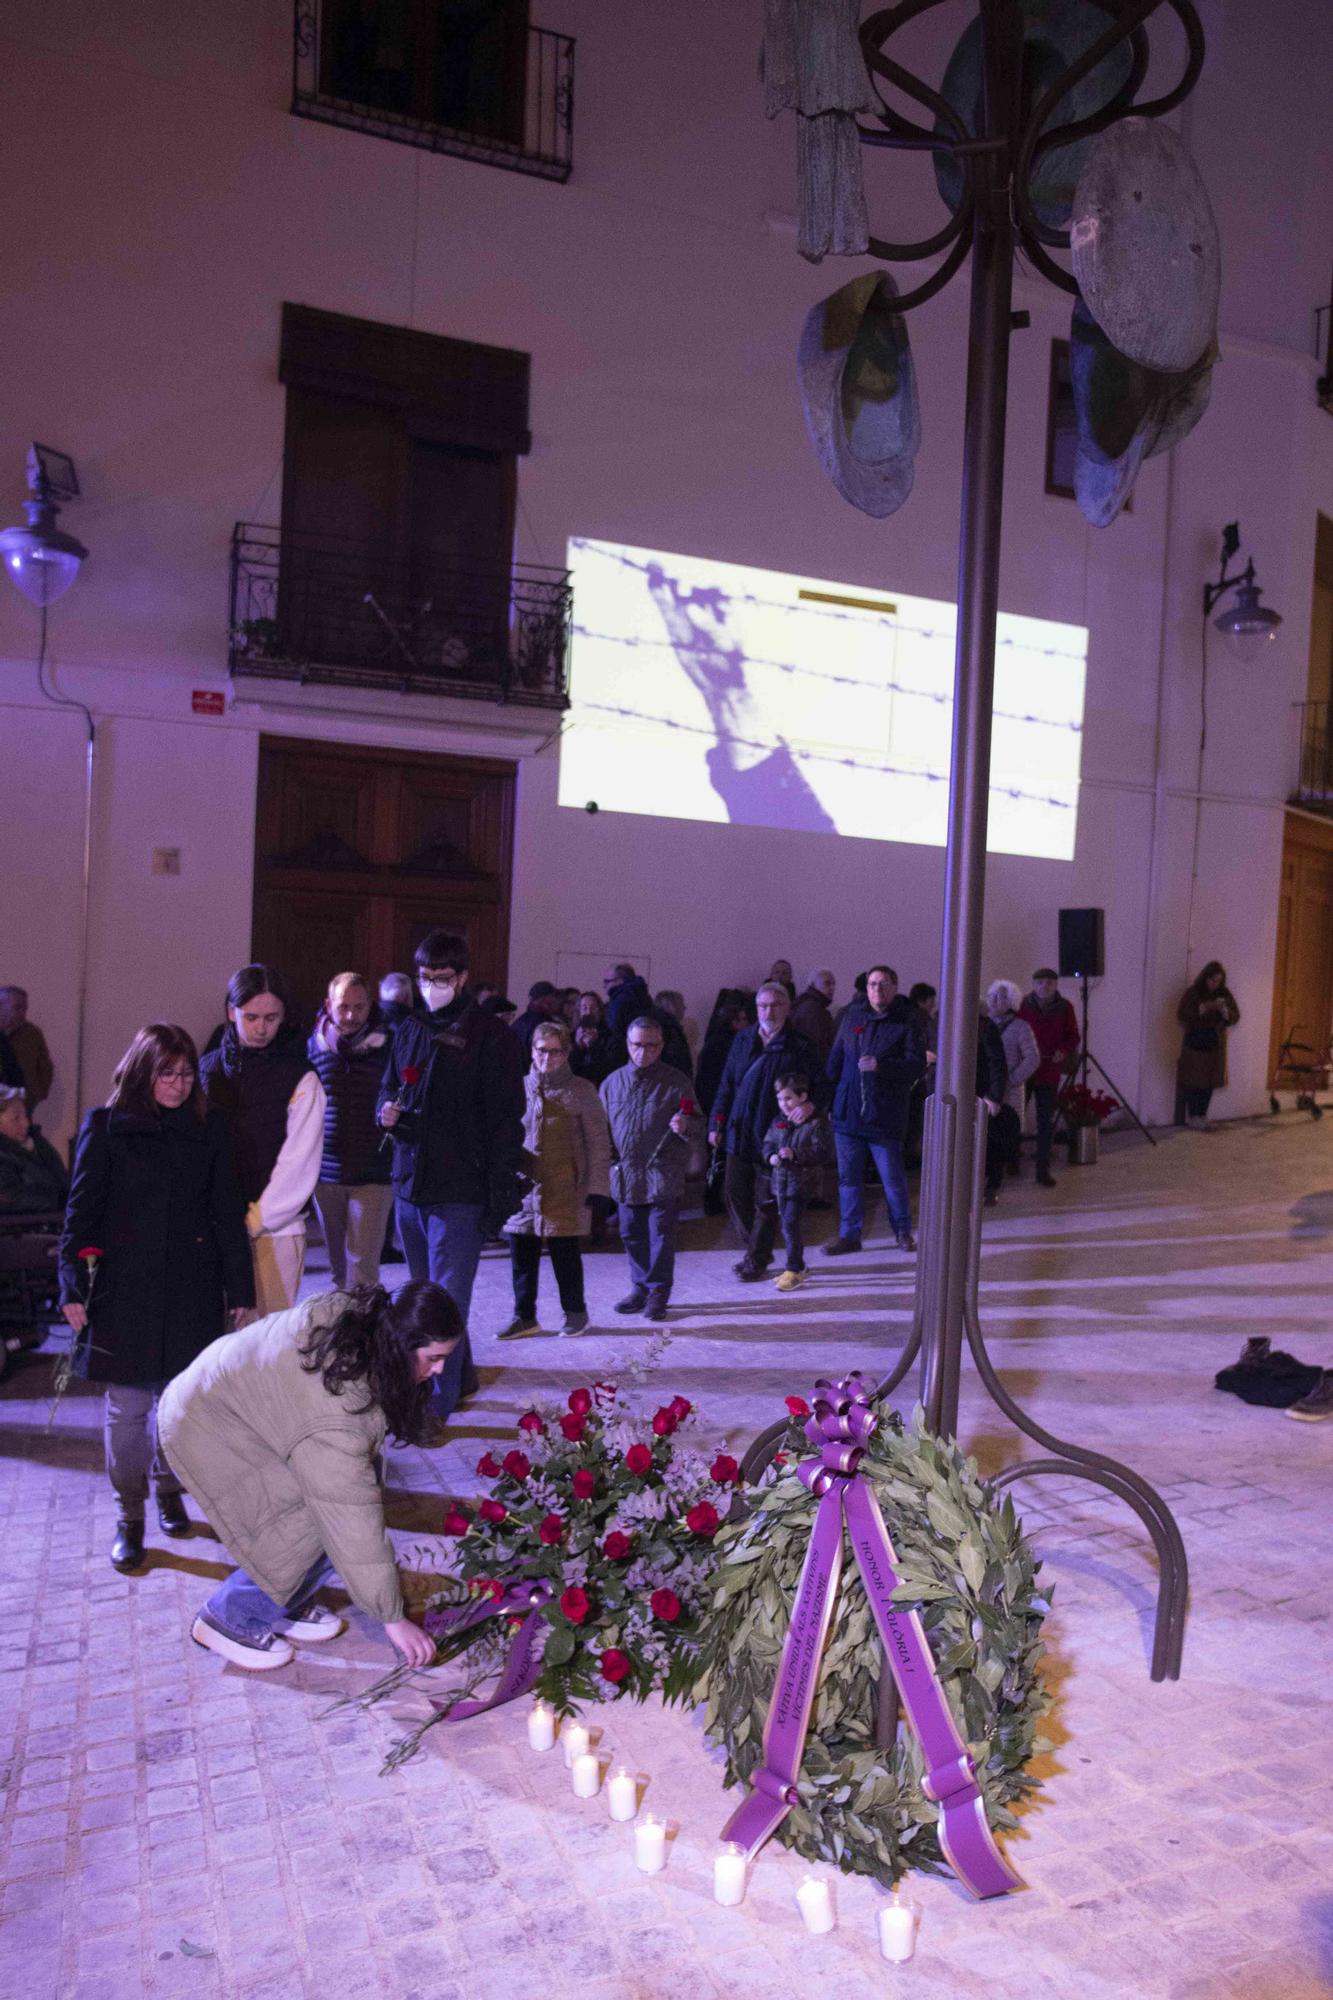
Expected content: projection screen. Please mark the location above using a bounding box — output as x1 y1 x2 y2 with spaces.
558 538 1088 861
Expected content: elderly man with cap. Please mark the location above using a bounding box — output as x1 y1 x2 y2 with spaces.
512 981 568 1072
1020 969 1080 1189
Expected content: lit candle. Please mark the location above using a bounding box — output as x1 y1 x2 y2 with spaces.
571 1751 601 1799
607 1767 638 1821
562 1720 591 1769
527 1702 556 1752
796 1876 835 1935
712 1842 747 1906
634 1813 667 1872
877 1889 918 1963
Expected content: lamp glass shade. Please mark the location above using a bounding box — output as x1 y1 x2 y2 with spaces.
1214 580 1281 663
0 521 87 605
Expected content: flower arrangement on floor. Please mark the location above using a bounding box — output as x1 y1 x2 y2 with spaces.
333 1375 736 1769
694 1392 1051 1890
1058 1082 1118 1128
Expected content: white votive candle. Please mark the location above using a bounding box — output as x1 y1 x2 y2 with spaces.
571 1751 601 1799
527 1701 556 1752
607 1766 637 1821
713 1842 747 1906
796 1875 835 1935
562 1720 591 1769
877 1889 918 1962
634 1813 667 1873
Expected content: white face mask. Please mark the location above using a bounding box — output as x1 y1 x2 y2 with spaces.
420 979 456 1012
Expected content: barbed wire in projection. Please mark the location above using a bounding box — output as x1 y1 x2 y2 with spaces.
571 621 1083 737
572 540 1088 670
571 699 1075 815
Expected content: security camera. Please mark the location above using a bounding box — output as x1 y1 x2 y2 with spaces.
585 800 599 814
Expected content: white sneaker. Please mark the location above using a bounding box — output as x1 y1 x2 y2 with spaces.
191 1612 294 1672
273 1604 346 1643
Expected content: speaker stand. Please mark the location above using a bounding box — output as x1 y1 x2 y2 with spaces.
1071 975 1156 1148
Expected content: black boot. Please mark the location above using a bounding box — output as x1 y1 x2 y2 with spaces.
614 1287 647 1315
644 1289 670 1322
110 1519 145 1572
157 1490 191 1537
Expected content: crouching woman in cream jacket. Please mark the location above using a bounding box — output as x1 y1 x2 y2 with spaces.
159 1282 458 1672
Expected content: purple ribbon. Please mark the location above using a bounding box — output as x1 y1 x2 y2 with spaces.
425 1579 553 1720
721 1374 1024 1901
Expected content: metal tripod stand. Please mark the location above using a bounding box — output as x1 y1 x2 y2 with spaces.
1069 974 1156 1147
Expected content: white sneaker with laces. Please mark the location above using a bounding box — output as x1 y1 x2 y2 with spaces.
191 1613 294 1672
273 1604 346 1643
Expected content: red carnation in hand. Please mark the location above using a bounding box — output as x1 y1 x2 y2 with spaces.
679 1097 695 1114
650 1588 681 1623
502 1449 531 1481
571 1469 597 1500
567 1387 593 1418
477 1452 502 1478
603 1531 632 1561
478 1498 507 1525
400 1065 421 1086
651 1407 677 1438
600 1649 632 1685
668 1395 692 1422
625 1443 653 1477
686 1502 719 1538
517 1411 545 1435
784 1395 811 1418
77 1246 103 1262
710 1454 740 1485
442 1508 470 1536
538 1513 565 1546
560 1414 587 1443
559 1585 590 1625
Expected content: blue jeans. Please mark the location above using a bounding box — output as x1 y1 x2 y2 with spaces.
203 1555 333 1645
834 1132 912 1240
396 1197 484 1416
618 1203 679 1295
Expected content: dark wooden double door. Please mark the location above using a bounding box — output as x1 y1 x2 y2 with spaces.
252 736 514 1033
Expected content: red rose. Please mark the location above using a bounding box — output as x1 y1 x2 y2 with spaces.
679 1097 695 1114
560 1414 587 1442
472 1578 504 1600
442 1508 470 1536
502 1450 531 1481
477 1452 502 1478
650 1588 681 1623
710 1454 740 1485
77 1246 102 1261
559 1586 590 1625
571 1469 596 1499
784 1396 811 1418
567 1387 593 1417
538 1513 565 1545
775 1119 789 1131
600 1649 632 1685
686 1502 719 1538
478 1499 507 1524
668 1395 692 1421
517 1411 545 1435
603 1531 632 1561
774 1453 789 1466
651 1407 677 1438
400 1065 421 1086
625 1443 653 1477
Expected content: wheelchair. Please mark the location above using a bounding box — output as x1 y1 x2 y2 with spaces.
0 1212 63 1384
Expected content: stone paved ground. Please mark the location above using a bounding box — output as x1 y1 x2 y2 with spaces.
2 1116 1332 1999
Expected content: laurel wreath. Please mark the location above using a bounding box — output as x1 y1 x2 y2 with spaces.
693 1406 1051 1888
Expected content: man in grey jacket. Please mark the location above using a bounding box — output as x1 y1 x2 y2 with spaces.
599 1017 699 1321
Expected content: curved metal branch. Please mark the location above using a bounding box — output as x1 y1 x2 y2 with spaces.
860 0 969 147
866 190 973 264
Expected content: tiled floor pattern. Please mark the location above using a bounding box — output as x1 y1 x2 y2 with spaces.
2 1116 1331 1997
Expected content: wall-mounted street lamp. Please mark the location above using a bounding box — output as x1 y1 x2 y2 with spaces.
1203 523 1283 662
0 444 88 605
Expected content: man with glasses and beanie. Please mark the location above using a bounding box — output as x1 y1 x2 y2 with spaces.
379 929 524 1417
599 1016 699 1321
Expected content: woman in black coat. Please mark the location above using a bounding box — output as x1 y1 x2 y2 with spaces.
59 1023 254 1573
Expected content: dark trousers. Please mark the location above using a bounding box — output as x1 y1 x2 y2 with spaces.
510 1234 585 1317
1028 1081 1059 1176
618 1202 678 1295
724 1154 779 1270
776 1191 806 1272
1184 1086 1213 1119
985 1104 1022 1193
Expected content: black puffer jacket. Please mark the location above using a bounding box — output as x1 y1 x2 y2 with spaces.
199 1026 316 1206
307 1010 392 1185
827 996 927 1143
378 994 524 1224
711 1023 823 1163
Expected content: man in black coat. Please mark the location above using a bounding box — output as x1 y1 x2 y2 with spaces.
709 981 821 1280
512 981 567 1071
378 929 524 1419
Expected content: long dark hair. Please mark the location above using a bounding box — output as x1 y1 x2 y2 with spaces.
226 963 292 1015
300 1280 462 1444
108 1024 205 1121
1191 960 1227 994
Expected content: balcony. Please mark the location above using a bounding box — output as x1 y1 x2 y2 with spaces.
229 523 571 709
292 2 573 184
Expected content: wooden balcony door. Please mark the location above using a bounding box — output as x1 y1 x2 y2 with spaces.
1268 810 1333 1089
252 736 514 1033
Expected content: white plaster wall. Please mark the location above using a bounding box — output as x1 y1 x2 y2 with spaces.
0 0 1330 1150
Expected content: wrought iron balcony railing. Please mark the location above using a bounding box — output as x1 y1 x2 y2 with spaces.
229 524 571 709
1292 700 1333 809
292 2 573 184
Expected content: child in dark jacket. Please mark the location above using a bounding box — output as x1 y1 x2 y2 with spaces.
761 1072 834 1291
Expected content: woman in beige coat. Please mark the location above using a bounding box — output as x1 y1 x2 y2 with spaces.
498 1019 612 1340
158 1281 460 1672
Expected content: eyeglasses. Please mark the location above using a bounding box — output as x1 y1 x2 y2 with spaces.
158 1068 195 1083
